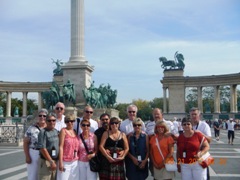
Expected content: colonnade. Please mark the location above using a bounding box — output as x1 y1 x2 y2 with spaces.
4 91 42 117
161 70 240 116
162 85 238 114
0 81 52 117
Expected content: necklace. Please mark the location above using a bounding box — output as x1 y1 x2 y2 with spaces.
66 129 74 136
111 131 119 140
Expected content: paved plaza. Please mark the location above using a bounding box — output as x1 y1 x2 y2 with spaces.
0 128 239 180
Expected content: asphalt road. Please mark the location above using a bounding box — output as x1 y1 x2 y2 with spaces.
0 129 239 180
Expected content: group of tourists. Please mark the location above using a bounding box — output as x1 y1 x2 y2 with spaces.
24 103 214 180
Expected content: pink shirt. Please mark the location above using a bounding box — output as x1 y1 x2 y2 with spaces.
63 130 80 162
78 132 95 162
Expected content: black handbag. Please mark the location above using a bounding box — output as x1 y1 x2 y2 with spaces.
80 134 100 172
89 155 101 172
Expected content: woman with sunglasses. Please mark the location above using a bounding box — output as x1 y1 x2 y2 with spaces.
149 120 175 180
125 118 149 180
99 117 129 180
78 119 98 180
177 117 210 180
57 114 80 180
23 108 48 180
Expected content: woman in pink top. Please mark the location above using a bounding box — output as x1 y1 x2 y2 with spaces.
57 114 80 180
78 119 98 180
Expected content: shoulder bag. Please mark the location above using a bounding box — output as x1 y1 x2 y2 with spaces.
198 137 214 168
80 134 100 172
155 137 177 171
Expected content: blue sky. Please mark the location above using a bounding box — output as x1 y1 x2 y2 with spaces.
0 0 239 103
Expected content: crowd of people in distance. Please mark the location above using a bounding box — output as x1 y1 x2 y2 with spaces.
23 102 239 180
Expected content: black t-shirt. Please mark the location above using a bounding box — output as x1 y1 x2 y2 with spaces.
213 121 219 128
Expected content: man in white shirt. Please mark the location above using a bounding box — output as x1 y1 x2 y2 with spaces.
190 107 212 143
227 118 236 145
73 105 98 135
145 108 178 139
54 102 66 132
120 104 146 135
190 107 212 180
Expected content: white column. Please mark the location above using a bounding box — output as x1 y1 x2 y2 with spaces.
197 87 203 112
230 85 237 113
69 0 86 62
22 92 28 117
6 91 12 117
214 86 220 113
38 92 42 110
163 87 167 113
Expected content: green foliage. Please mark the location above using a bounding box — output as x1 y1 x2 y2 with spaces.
115 103 129 120
185 88 198 112
0 93 6 113
150 98 164 109
132 99 152 121
0 95 38 116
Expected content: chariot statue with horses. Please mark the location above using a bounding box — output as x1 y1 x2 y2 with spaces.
159 51 185 70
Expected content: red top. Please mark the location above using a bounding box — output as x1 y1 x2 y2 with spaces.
177 131 205 164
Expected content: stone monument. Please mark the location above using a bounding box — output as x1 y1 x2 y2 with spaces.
61 0 94 106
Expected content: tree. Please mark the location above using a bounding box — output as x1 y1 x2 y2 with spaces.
185 88 198 112
132 99 152 121
115 103 129 120
150 98 164 109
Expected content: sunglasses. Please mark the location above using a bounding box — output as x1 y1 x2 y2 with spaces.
128 111 136 114
47 119 56 122
101 118 109 121
133 124 141 127
183 123 191 126
110 122 119 125
85 110 93 114
56 107 64 111
81 124 90 127
157 126 165 128
65 120 75 123
38 115 46 118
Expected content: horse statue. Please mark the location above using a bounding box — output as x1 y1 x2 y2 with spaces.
108 89 117 108
42 90 58 110
159 57 177 69
175 51 185 69
62 79 76 105
52 59 63 75
82 87 103 108
159 51 185 70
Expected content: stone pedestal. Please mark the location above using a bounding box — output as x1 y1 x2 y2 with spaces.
62 63 94 105
53 75 63 86
65 106 78 117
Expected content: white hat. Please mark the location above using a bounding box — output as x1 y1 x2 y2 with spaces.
214 118 218 122
230 118 233 121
